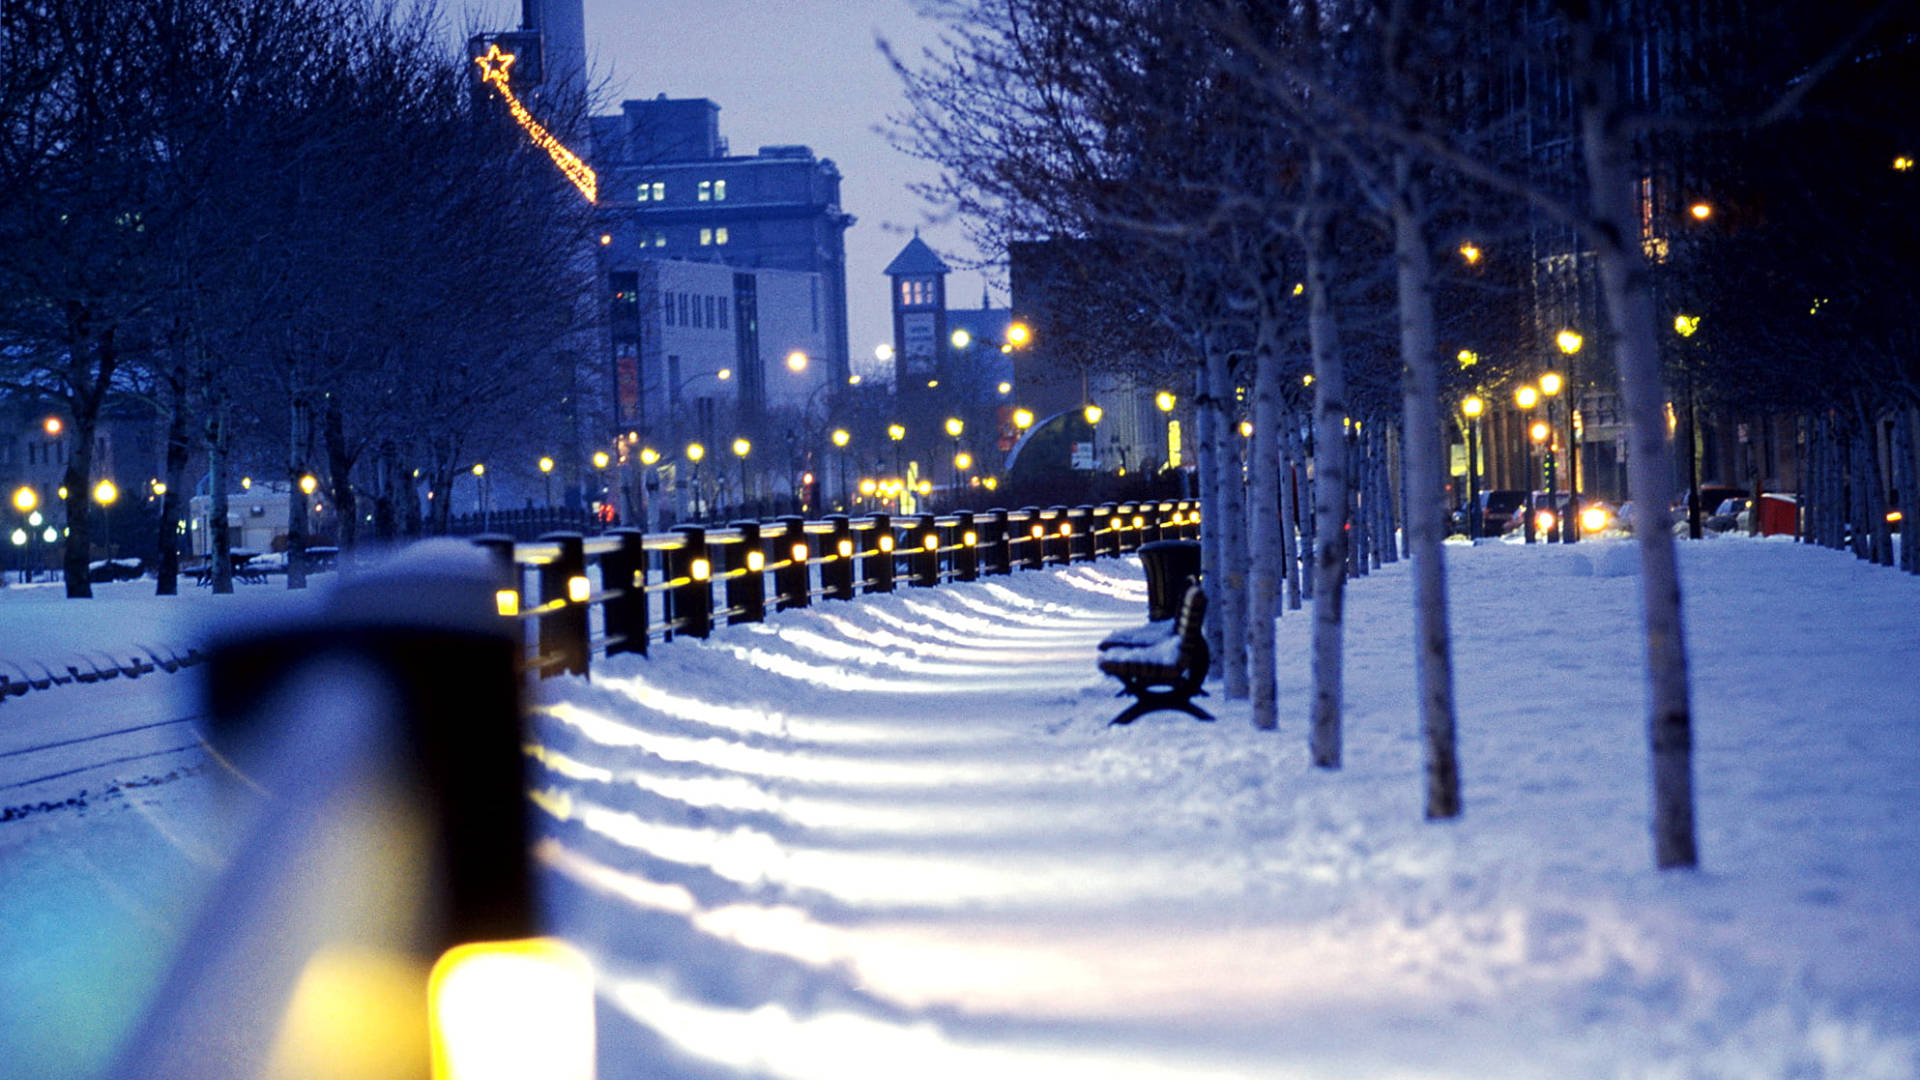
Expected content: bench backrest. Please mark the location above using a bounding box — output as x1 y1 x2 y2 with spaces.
1174 584 1208 658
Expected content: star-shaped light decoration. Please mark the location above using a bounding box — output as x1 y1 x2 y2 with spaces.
474 43 516 87
472 41 596 203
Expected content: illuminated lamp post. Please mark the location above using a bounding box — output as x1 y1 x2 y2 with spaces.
945 417 963 507
685 442 706 520
1555 328 1585 542
1462 397 1485 538
93 478 119 560
1155 391 1177 469
1515 384 1540 543
1674 314 1704 538
830 429 851 512
887 423 906 483
732 437 751 514
1540 371 1565 542
538 456 555 507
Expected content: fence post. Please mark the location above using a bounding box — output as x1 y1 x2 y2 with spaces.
953 510 978 581
863 513 895 593
775 515 810 611
980 509 1009 575
725 521 766 625
1018 507 1045 569
537 532 589 677
824 515 855 600
909 513 940 586
668 525 712 639
1067 506 1093 562
602 528 650 656
1090 504 1113 559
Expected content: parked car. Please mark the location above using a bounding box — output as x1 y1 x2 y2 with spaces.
1452 490 1531 536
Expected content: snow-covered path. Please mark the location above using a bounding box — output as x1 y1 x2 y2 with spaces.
528 543 1920 1079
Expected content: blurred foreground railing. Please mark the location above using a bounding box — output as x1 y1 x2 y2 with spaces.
475 500 1201 679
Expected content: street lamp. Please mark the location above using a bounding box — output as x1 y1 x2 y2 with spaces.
1674 313 1705 538
1084 403 1103 425
1005 322 1031 347
1461 396 1485 538
539 456 555 507
831 428 851 510
887 423 906 482
93 478 119 559
685 442 707 520
732 437 751 512
1515 387 1540 542
944 418 964 507
12 486 35 514
785 350 808 373
1012 408 1034 431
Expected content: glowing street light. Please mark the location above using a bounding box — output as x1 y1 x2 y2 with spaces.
831 428 850 448
1462 396 1485 418
997 381 1012 395
1540 372 1563 397
1083 403 1103 425
1674 313 1700 338
1515 385 1539 409
1458 242 1482 265
1005 322 1031 347
301 473 321 494
591 451 610 469
638 447 660 466
11 486 35 514
950 328 972 349
1012 408 1034 430
1461 397 1486 537
785 350 808 372
1155 391 1176 412
875 343 894 362
1688 202 1713 221
43 417 63 437
944 417 963 438
1555 329 1583 355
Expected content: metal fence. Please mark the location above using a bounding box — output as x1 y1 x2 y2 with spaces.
475 500 1201 679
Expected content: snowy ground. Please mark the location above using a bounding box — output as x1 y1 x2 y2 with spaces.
2 538 1916 1078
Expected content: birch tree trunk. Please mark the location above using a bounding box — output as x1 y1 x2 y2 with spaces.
286 393 310 590
1895 407 1917 574
207 399 234 595
1574 13 1697 868
1248 270 1287 730
1195 357 1224 674
1392 186 1462 821
1304 151 1349 767
1282 420 1304 611
1208 335 1251 699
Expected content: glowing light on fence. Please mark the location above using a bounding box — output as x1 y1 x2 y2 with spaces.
837 538 854 558
473 45 597 203
922 533 939 551
746 550 765 572
791 543 810 564
878 534 895 553
496 590 521 617
690 558 711 581
429 937 594 1080
567 576 591 603
1030 524 1045 539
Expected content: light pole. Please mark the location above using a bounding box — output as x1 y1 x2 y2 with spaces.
945 417 963 508
539 456 555 508
1533 419 1557 541
1675 314 1704 539
1554 328 1584 542
686 442 706 521
1540 372 1565 541
93 479 119 560
732 437 751 515
887 423 906 484
638 447 661 531
467 464 487 532
1515 384 1540 543
1462 396 1485 538
830 428 850 511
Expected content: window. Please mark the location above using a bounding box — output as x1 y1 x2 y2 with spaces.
650 230 666 248
678 293 691 324
714 227 729 246
705 295 717 328
900 278 935 307
637 181 665 202
699 228 713 246
713 179 726 201
663 291 676 326
719 300 729 330
697 180 712 202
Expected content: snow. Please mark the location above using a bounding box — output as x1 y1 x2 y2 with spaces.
2 539 1917 1078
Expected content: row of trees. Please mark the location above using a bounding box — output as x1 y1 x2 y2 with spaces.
0 0 593 597
892 0 1917 868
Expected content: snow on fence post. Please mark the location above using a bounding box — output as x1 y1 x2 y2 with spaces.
1067 506 1093 561
980 509 1011 575
667 525 711 639
1018 508 1046 569
953 511 979 581
909 514 941 587
536 532 589 678
824 515 857 598
774 516 810 611
724 521 766 625
863 513 896 592
601 528 649 656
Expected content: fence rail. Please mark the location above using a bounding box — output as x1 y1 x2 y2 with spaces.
475 500 1201 679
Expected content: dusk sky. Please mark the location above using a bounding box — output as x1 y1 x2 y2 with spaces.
469 0 990 373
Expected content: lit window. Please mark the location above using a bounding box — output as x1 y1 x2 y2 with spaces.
699 228 713 246
651 231 666 247
713 179 727 201
714 227 729 245
637 181 665 202
697 180 712 201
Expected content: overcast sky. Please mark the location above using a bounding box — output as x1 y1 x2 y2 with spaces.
468 0 989 371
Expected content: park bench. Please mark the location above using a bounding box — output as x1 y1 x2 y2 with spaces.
1097 583 1213 725
1096 538 1200 653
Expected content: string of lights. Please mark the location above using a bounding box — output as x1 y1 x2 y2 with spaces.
473 44 597 203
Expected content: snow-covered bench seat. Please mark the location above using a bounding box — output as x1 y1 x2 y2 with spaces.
1096 584 1212 725
1097 618 1174 651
